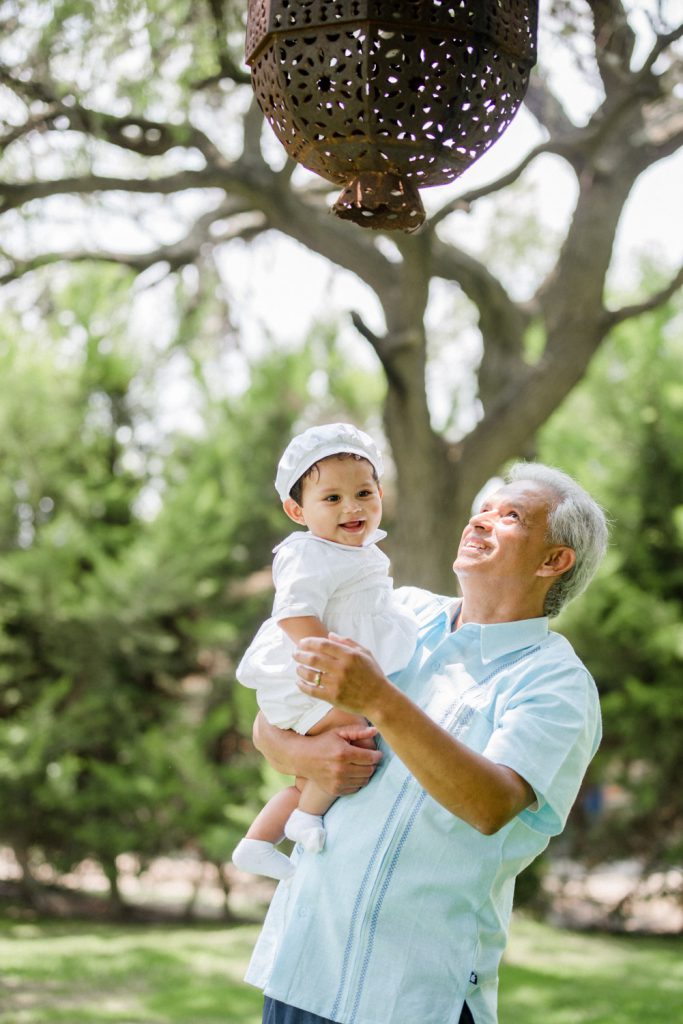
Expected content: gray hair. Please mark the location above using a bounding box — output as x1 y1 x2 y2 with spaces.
506 462 609 618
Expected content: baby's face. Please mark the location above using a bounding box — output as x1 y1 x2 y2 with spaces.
290 456 382 546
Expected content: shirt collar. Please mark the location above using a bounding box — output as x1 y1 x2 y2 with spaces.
436 600 549 664
274 528 387 553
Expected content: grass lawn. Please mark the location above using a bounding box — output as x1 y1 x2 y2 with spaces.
0 915 263 1024
501 916 682 1023
1 911 681 1023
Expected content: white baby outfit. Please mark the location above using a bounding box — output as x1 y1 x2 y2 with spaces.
236 528 417 734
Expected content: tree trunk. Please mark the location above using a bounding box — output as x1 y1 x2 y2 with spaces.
14 844 50 913
102 856 128 918
377 238 466 593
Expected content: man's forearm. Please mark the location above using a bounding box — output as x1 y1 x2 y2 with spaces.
371 683 534 834
294 636 535 833
252 713 308 776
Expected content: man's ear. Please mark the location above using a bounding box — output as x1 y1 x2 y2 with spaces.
537 546 576 578
283 497 306 525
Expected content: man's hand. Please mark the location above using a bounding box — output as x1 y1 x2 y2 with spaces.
293 633 391 721
303 725 381 795
252 713 382 797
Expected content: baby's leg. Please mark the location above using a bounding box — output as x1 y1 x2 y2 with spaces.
284 709 369 853
246 786 301 843
232 785 300 881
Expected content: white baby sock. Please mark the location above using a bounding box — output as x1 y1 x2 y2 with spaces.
232 838 295 881
284 809 326 853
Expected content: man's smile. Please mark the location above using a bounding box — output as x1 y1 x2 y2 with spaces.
462 536 490 552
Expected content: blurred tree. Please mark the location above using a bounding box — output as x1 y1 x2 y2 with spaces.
0 272 360 913
538 287 683 883
1 0 681 590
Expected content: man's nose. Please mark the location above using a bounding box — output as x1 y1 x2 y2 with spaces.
469 510 494 530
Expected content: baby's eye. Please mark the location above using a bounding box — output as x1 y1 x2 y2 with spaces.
358 489 373 498
324 494 340 502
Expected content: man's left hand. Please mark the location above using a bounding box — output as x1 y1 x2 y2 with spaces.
294 634 390 719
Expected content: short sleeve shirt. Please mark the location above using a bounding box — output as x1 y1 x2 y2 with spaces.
245 587 602 1024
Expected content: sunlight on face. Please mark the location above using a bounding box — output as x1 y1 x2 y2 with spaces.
288 456 383 547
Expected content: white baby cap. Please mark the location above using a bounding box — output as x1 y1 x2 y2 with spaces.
275 422 384 502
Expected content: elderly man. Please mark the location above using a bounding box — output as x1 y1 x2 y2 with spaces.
245 462 608 1024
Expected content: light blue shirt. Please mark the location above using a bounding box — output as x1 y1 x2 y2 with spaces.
245 588 602 1024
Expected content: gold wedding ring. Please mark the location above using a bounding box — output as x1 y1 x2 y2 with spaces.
313 670 322 687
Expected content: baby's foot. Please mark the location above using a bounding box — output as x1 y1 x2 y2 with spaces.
284 809 326 853
232 838 295 881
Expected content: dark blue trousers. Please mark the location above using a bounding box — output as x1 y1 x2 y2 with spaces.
263 995 475 1023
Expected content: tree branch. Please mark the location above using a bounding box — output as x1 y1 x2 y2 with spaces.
638 20 683 79
0 198 262 284
192 0 251 89
193 0 251 88
254 180 397 298
589 0 637 92
653 120 683 159
430 238 530 410
430 140 559 227
431 238 527 334
349 310 381 347
459 255 682 479
242 94 267 167
63 104 227 164
523 72 576 136
0 165 263 214
0 66 226 164
192 53 251 89
603 264 683 330
349 308 409 369
0 110 58 153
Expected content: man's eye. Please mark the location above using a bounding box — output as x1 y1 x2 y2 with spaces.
505 510 520 519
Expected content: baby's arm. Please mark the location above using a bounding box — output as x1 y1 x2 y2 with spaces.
272 540 335 646
278 615 328 645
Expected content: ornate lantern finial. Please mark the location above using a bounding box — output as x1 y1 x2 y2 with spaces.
245 2 538 232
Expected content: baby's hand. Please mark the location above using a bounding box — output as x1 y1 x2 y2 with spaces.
336 723 378 751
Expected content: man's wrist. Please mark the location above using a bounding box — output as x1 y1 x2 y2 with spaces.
365 679 402 732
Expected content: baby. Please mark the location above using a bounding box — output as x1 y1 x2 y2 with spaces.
232 422 417 881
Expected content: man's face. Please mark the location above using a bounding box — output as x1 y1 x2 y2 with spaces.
453 481 559 585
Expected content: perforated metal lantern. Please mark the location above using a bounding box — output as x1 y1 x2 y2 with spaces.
245 1 538 231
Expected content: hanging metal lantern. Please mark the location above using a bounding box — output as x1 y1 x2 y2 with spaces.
245 1 538 232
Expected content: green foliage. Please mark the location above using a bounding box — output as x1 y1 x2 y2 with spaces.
27 0 246 107
0 271 318 902
0 263 385 906
539 295 683 868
